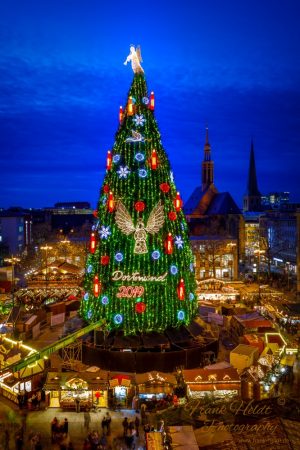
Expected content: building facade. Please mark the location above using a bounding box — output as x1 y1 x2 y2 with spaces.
184 129 244 281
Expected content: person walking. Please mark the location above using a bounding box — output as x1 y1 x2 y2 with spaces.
134 415 140 437
84 411 91 431
51 417 58 443
63 418 69 436
122 417 129 436
105 412 111 435
101 415 107 435
75 397 80 413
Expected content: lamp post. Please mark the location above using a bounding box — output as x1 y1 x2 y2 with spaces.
4 255 21 335
60 238 70 262
40 245 53 296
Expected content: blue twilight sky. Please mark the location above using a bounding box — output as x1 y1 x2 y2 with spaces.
1 0 300 209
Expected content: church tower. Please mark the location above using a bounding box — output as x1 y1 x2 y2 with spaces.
243 140 262 211
201 128 214 191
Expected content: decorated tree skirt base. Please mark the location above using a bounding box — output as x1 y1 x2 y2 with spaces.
82 327 218 373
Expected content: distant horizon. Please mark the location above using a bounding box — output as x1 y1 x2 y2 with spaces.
1 184 298 212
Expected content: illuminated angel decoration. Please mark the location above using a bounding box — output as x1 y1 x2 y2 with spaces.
115 200 165 254
124 45 144 74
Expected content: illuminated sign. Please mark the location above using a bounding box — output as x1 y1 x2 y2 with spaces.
117 286 144 298
112 270 168 282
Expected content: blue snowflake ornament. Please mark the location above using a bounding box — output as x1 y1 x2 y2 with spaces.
99 225 111 240
133 114 146 126
117 166 130 179
174 235 184 249
142 96 149 105
113 154 121 163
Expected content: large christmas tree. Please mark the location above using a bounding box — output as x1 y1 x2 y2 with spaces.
80 48 197 335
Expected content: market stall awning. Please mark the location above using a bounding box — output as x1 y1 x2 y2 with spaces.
188 383 240 391
135 371 177 385
44 371 108 391
138 385 173 394
182 367 240 384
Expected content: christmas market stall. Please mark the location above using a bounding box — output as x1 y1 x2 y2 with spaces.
182 367 241 399
108 373 135 409
44 370 108 410
0 335 45 405
135 371 177 410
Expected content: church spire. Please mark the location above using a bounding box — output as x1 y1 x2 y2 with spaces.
243 140 262 211
202 127 214 191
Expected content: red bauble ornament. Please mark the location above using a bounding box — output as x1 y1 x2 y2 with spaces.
135 201 145 212
168 211 177 221
90 232 96 254
160 183 170 193
177 278 185 300
135 302 146 313
93 210 98 218
101 255 110 266
103 184 110 194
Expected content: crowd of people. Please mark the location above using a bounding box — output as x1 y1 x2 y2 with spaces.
50 417 74 449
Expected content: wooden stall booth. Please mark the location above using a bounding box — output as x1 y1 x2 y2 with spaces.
135 371 177 411
182 367 241 399
44 370 108 410
108 373 135 409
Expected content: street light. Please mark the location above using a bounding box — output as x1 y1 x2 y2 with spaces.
4 255 21 335
40 245 53 295
60 238 70 262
